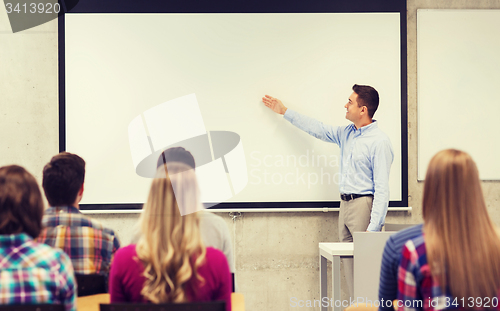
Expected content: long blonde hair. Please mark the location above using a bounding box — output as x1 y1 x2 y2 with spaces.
136 162 206 303
423 149 500 299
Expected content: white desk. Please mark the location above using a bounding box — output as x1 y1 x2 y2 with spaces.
319 242 353 311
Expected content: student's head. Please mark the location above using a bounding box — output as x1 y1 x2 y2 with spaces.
42 152 85 207
422 149 486 224
422 149 500 300
0 165 44 238
137 162 205 303
156 147 195 170
345 84 379 121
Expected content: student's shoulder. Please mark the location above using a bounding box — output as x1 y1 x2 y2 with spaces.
115 244 137 257
385 224 424 253
111 245 141 277
391 224 423 243
27 240 73 270
206 246 225 259
203 247 230 278
199 211 226 228
82 216 118 236
205 247 228 266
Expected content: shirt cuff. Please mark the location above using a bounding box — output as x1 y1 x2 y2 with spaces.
367 223 383 232
283 108 294 121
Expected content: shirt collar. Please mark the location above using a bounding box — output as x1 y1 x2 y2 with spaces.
0 233 32 248
46 205 82 215
355 120 378 134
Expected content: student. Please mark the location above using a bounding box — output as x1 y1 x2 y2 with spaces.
0 165 76 311
398 149 500 311
130 147 235 273
109 162 232 310
36 152 120 275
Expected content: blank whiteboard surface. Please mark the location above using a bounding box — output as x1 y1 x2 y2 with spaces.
417 10 500 180
65 13 402 205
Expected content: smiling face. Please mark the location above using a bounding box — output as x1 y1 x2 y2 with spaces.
344 92 364 123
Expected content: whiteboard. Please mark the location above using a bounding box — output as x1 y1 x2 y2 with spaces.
64 12 403 207
417 9 500 180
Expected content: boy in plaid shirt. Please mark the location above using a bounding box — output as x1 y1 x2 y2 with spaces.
36 152 120 275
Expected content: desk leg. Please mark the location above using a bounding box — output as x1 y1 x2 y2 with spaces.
333 256 341 311
320 255 327 311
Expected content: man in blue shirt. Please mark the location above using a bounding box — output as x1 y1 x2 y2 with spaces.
262 84 394 298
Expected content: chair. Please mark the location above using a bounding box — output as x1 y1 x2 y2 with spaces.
100 301 226 311
353 232 394 301
231 273 235 292
384 223 418 231
76 273 107 297
0 304 65 311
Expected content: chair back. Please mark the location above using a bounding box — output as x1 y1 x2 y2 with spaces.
353 232 394 302
75 273 107 297
231 273 235 292
100 301 225 311
0 304 64 311
384 223 417 231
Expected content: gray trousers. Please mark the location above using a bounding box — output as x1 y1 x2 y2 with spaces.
338 196 373 299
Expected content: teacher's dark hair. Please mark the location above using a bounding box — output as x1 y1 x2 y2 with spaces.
43 152 85 207
353 84 379 118
0 165 44 238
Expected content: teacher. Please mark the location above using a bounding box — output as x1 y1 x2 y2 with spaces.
262 84 394 298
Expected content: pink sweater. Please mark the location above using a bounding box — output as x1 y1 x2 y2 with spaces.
109 245 231 311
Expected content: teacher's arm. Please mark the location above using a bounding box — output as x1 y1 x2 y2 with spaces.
261 95 343 145
367 139 394 232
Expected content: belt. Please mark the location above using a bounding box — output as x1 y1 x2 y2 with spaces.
340 193 373 201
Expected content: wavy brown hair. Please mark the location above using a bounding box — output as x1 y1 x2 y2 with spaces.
0 165 44 238
136 162 206 303
423 149 500 300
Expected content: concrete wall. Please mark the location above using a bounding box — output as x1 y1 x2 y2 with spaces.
1 1 500 310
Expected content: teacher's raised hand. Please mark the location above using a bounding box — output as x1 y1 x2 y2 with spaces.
262 95 287 115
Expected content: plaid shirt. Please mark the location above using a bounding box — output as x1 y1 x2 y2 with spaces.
397 234 500 311
36 206 120 275
0 233 76 311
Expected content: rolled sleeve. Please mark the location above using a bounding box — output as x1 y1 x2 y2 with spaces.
367 139 393 232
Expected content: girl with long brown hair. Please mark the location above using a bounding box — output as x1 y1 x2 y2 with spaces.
398 149 500 310
109 163 231 310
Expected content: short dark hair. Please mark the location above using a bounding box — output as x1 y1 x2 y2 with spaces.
0 165 44 238
352 84 379 118
156 147 196 169
42 152 85 207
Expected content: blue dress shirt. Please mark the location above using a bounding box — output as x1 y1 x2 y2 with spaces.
284 109 394 231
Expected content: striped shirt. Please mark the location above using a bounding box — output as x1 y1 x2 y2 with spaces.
378 224 423 311
36 206 120 275
397 233 500 311
0 233 76 311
